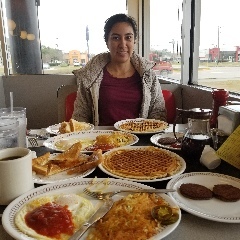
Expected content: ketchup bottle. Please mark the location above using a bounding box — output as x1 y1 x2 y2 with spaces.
210 89 229 128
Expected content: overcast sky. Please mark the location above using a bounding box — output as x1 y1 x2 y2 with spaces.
38 0 239 54
38 0 126 53
200 0 240 51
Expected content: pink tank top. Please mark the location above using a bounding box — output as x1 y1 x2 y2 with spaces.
98 67 143 126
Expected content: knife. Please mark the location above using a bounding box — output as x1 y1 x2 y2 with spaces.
109 189 176 194
69 199 114 240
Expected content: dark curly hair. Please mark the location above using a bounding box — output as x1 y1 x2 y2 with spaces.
104 13 138 43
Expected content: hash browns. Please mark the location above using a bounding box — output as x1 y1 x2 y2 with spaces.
86 193 173 240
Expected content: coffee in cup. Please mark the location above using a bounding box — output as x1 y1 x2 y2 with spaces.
0 147 34 205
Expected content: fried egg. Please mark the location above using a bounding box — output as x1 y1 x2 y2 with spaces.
15 193 94 240
55 138 95 151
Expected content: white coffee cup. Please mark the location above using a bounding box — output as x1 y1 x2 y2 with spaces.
0 147 34 205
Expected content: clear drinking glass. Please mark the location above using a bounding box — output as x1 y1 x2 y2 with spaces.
0 118 19 149
0 107 27 147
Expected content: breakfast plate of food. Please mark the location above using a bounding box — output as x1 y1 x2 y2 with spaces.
167 172 240 223
32 145 100 184
99 146 186 182
114 118 169 134
46 119 94 135
150 132 184 151
2 178 181 240
43 130 139 153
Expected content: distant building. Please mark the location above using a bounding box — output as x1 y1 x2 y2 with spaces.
66 50 88 66
207 46 239 62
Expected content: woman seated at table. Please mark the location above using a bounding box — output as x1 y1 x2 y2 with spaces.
72 13 166 126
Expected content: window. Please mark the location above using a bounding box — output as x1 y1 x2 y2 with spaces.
150 0 182 80
38 0 126 74
199 0 240 94
1 0 239 96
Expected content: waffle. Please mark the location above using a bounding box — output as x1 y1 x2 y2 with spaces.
102 146 181 180
118 119 168 133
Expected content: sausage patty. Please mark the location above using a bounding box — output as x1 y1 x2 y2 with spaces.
179 183 213 200
158 137 177 145
213 184 240 202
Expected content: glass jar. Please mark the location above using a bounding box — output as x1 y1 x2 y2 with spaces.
181 118 213 162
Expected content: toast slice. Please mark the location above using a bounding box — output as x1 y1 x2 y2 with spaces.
59 121 71 134
32 155 85 176
58 119 90 133
32 152 51 176
52 142 82 162
32 163 49 176
47 160 83 175
32 152 50 166
67 149 103 174
69 119 90 131
32 143 101 176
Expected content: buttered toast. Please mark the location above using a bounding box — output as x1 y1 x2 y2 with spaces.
59 118 92 134
52 142 82 161
32 142 102 176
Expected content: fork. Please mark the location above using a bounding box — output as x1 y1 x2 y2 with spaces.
83 188 175 200
28 137 39 147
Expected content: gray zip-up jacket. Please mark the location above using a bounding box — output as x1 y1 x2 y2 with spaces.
72 52 166 126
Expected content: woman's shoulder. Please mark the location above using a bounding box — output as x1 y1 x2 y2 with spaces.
131 52 155 75
73 52 110 75
72 52 110 85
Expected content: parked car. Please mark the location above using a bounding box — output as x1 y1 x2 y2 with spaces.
153 61 173 77
43 63 50 69
73 61 80 67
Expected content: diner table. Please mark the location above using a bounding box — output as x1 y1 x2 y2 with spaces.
1 125 240 240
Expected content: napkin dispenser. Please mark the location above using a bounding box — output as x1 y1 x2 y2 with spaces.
218 105 240 135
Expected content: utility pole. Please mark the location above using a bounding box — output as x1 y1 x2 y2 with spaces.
86 25 90 62
169 39 175 61
217 26 221 65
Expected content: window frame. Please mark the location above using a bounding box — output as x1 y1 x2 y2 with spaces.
2 0 238 96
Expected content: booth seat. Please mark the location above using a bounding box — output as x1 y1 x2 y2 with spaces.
57 85 177 124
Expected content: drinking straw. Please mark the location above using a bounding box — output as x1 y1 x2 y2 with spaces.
10 92 13 115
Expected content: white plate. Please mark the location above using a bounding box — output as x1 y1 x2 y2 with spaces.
43 130 139 153
114 118 169 134
151 132 184 151
2 178 181 240
167 172 240 223
99 146 186 182
32 153 95 184
46 123 94 135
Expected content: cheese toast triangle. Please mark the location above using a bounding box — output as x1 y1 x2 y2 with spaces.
51 142 82 161
67 149 103 174
69 119 90 131
59 121 71 134
32 152 50 166
32 163 49 176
